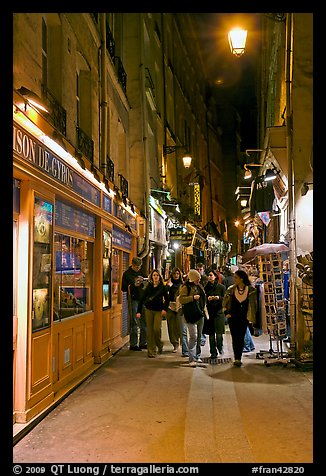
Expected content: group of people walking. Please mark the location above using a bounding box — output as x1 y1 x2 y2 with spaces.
121 257 257 367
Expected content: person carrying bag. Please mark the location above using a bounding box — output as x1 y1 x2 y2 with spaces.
178 269 207 367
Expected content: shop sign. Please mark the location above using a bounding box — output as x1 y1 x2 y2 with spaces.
149 207 167 245
194 183 201 216
112 225 133 250
13 123 100 207
13 123 73 187
114 202 136 229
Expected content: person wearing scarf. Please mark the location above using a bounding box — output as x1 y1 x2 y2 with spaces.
222 269 257 367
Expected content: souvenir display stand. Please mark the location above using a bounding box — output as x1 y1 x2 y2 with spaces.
290 252 313 368
255 253 289 366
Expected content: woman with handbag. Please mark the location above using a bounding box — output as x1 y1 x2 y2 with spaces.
136 269 169 358
178 269 206 367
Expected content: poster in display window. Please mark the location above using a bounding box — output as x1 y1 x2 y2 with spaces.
102 230 112 309
32 288 50 329
59 286 89 312
32 197 53 331
34 198 52 244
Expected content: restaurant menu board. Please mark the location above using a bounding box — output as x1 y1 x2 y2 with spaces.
55 200 95 238
72 172 100 206
32 197 53 331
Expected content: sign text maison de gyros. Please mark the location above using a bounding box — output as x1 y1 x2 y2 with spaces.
13 123 73 188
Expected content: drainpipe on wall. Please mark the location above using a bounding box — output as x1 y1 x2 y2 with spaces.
100 14 108 175
137 15 150 260
285 13 297 358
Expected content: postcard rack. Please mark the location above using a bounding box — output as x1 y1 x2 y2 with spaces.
255 254 289 365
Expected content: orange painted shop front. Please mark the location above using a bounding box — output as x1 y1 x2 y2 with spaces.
13 120 138 424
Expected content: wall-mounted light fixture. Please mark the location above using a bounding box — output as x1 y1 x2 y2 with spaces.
52 130 67 151
301 182 313 196
163 145 192 169
228 28 248 57
161 202 181 213
91 164 101 183
264 166 280 182
243 149 265 179
74 148 86 170
244 163 261 180
17 86 49 113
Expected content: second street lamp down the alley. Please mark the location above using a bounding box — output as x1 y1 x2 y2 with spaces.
163 145 192 169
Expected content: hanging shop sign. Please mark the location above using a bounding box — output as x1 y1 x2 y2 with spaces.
169 228 193 245
193 183 201 216
149 206 167 245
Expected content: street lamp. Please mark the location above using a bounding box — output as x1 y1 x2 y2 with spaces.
228 28 248 57
163 145 192 169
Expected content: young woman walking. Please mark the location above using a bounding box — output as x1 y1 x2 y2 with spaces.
222 269 257 367
136 269 169 358
166 267 184 353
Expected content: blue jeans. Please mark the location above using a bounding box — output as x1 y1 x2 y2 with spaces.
178 311 189 355
243 326 255 351
186 317 204 363
129 298 147 347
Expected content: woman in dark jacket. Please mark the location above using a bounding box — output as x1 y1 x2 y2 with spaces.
222 269 257 367
136 269 169 358
166 267 183 352
204 269 226 358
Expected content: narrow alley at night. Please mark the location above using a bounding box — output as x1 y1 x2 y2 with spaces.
12 12 314 472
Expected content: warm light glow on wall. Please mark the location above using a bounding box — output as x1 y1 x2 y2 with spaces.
13 104 117 202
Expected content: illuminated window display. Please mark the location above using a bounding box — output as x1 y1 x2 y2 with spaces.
54 233 93 320
32 197 53 331
102 230 112 309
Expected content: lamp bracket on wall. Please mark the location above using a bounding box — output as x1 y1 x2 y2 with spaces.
17 86 49 113
163 144 192 169
301 182 313 196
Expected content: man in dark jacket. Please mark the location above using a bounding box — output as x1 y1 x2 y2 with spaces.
196 262 208 345
121 257 147 351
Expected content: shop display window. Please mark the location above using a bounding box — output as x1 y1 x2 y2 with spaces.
54 233 93 320
32 197 53 331
102 230 112 309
